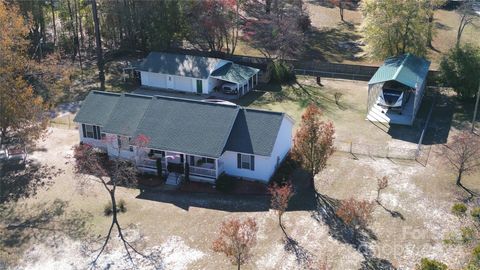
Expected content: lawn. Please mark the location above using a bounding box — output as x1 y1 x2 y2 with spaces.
1 126 478 269
235 2 480 68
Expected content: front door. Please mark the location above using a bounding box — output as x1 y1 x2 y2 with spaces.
167 75 174 89
196 80 203 94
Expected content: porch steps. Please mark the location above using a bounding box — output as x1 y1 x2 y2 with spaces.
165 173 181 186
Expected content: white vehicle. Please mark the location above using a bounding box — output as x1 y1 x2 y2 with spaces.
221 83 238 94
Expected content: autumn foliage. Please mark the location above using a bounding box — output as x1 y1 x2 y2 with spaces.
292 104 335 187
269 182 294 232
212 217 258 270
336 198 375 236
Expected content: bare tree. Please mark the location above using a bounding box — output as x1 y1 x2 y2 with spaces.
268 182 294 235
292 104 335 188
456 0 479 47
376 176 389 204
336 198 375 240
73 134 156 267
212 217 258 270
91 0 105 90
443 131 480 196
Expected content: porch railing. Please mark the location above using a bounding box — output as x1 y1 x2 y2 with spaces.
139 158 166 169
189 166 216 177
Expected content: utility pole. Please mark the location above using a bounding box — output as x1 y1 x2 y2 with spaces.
472 81 480 133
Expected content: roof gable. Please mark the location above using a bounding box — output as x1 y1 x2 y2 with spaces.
368 54 431 88
225 109 285 156
73 91 121 126
137 52 222 78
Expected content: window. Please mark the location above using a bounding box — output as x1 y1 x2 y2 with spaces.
149 150 165 157
118 136 131 151
82 124 101 140
237 154 255 171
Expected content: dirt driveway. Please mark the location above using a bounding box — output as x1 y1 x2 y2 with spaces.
1 127 476 269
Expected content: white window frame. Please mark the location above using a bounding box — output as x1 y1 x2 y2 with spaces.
241 154 251 170
118 135 131 151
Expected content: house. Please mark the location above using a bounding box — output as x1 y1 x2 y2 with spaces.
135 52 260 97
366 54 430 126
73 91 294 185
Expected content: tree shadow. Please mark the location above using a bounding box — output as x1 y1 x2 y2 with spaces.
283 233 314 267
0 199 92 266
311 192 396 269
0 160 63 203
376 201 405 221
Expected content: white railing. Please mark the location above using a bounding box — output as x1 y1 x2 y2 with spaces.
140 158 166 169
189 166 216 177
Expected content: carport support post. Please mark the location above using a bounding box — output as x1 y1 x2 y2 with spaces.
472 82 480 133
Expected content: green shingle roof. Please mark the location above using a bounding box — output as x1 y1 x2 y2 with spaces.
210 63 259 84
102 94 152 136
135 96 239 157
224 109 284 156
136 52 221 79
368 54 431 88
73 91 121 126
74 91 289 157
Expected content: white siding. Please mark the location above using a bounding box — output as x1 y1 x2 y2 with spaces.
219 116 293 183
140 71 167 88
78 123 106 149
104 133 136 160
174 76 193 92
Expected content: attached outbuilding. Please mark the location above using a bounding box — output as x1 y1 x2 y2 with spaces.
366 54 430 126
136 52 260 97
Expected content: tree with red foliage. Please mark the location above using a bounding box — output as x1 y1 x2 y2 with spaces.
329 0 354 22
73 134 155 267
185 0 242 54
336 198 375 240
212 217 258 270
443 131 480 196
269 182 294 234
292 104 335 188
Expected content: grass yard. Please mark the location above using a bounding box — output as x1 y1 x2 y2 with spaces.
240 77 430 151
236 2 480 67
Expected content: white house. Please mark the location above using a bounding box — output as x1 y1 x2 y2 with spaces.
73 91 294 185
136 52 260 97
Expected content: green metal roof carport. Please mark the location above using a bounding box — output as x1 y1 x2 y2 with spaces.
210 62 259 85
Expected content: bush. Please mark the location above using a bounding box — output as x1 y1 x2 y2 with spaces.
104 201 113 216
471 245 480 266
416 258 448 270
270 152 298 185
269 61 295 84
216 173 235 193
471 207 480 222
118 199 127 213
460 227 476 244
451 203 468 216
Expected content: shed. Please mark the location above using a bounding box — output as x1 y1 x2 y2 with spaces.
366 54 430 126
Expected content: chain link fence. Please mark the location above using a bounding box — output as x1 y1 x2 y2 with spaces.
334 141 419 160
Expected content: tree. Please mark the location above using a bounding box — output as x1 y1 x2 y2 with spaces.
212 217 258 270
442 131 480 196
292 104 335 188
0 1 48 147
73 134 155 267
268 182 294 234
90 0 105 91
360 0 432 59
456 0 479 47
243 0 309 60
415 258 448 270
376 176 389 203
336 198 375 240
440 44 480 99
329 0 354 22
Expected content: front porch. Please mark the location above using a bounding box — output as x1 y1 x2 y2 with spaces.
137 150 224 186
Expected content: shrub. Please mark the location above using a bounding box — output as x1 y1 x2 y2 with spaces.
270 152 298 185
451 203 468 216
460 227 476 244
118 199 127 213
471 207 480 222
104 201 113 216
216 173 235 193
269 61 295 84
416 258 448 270
471 245 480 267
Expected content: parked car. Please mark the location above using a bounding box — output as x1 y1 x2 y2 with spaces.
222 83 238 94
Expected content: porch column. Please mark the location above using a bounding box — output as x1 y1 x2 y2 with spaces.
255 73 258 85
215 159 219 178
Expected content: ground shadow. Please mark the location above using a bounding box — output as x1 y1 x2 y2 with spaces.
376 201 405 221
311 192 396 269
0 160 63 203
384 91 453 146
284 233 314 266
